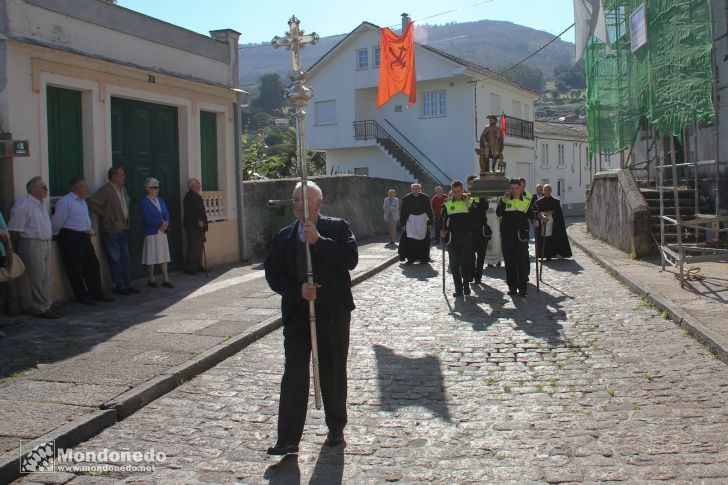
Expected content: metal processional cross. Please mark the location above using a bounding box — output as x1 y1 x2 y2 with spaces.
272 16 323 410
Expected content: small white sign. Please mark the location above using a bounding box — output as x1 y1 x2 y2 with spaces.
630 4 648 53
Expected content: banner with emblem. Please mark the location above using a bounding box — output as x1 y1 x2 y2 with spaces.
376 22 417 109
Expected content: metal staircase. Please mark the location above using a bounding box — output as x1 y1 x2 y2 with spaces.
353 120 450 187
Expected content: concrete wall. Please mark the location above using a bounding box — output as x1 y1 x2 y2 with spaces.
243 175 434 259
585 169 653 257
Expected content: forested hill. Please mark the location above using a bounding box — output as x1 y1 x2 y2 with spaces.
239 18 576 92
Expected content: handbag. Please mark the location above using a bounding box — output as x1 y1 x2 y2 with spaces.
0 252 25 282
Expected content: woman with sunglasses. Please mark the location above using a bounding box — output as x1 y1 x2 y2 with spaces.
140 177 173 288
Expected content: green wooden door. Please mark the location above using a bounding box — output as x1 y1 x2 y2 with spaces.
111 97 181 277
200 111 219 191
47 87 83 196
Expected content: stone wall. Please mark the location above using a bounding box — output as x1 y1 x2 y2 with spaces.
585 169 653 257
243 175 434 259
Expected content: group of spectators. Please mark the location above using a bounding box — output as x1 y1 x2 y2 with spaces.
0 167 209 319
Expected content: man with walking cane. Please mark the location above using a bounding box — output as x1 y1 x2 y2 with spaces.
183 178 208 275
264 181 358 455
440 180 475 298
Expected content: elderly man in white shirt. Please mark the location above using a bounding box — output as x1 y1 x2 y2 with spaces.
7 176 58 318
52 177 113 305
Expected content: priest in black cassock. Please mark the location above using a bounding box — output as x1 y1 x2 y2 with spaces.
398 183 434 264
535 184 572 260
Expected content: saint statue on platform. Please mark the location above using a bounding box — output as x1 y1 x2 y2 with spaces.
476 114 506 174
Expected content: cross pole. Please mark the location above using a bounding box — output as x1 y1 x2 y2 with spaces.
272 16 322 410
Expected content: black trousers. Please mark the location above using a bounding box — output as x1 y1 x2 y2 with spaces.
185 230 205 273
447 233 473 292
471 230 487 281
57 229 104 301
278 304 351 445
501 229 530 292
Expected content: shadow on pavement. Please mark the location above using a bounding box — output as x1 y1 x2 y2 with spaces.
399 262 438 281
373 344 453 423
264 454 301 485
451 280 567 348
310 444 345 485
540 258 585 276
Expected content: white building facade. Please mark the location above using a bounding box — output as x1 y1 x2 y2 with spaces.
0 0 244 304
534 121 590 216
304 22 541 189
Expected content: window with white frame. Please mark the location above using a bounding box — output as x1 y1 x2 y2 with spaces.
490 93 502 114
422 91 446 118
314 100 337 125
524 103 531 121
541 143 549 165
356 48 368 69
373 47 380 67
557 144 566 166
512 100 522 118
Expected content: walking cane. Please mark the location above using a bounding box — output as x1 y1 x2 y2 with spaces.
202 242 209 279
273 17 322 409
442 236 447 296
536 219 541 292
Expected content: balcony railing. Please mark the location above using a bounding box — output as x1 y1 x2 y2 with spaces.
505 116 534 140
202 191 226 221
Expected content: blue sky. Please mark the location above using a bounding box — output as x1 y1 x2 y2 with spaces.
117 0 576 45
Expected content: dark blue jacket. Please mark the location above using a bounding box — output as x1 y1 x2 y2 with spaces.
140 196 170 236
264 215 358 325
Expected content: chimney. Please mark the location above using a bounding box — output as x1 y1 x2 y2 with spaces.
401 13 411 32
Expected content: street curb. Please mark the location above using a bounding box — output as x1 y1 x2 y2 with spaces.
0 409 116 484
0 253 399 484
568 225 728 365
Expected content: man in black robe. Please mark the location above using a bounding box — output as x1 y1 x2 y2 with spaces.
535 184 573 260
398 183 434 265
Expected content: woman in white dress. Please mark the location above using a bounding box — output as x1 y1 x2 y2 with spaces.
484 197 503 267
382 189 399 245
140 177 173 288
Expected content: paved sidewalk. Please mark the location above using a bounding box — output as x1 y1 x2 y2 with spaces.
568 223 728 362
0 236 399 482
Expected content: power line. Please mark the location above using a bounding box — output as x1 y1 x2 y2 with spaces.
496 23 575 76
238 0 497 51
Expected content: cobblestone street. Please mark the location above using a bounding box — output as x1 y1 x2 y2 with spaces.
19 245 728 484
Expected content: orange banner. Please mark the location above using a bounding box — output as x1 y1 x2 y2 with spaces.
376 22 416 109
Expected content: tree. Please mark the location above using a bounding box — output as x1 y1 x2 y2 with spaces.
499 64 543 93
553 64 586 92
250 73 285 115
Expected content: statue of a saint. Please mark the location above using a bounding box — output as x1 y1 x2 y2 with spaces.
475 114 506 173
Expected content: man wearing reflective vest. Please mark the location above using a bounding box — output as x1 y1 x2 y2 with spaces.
466 175 491 285
439 180 474 297
496 178 538 297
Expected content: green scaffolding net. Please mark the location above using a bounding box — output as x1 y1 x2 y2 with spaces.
585 0 716 156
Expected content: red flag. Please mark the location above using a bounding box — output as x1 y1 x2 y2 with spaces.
501 114 507 137
376 22 416 109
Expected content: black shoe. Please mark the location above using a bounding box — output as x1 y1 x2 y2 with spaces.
453 290 463 297
473 278 482 284
507 289 517 296
127 286 141 294
404 260 414 266
148 281 160 288
266 443 299 456
37 310 60 319
463 284 471 296
487 264 495 268
324 431 345 447
518 289 527 298
496 262 502 267
94 294 115 303
162 281 175 289
114 288 130 296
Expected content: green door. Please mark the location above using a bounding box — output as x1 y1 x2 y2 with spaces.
47 87 83 196
111 97 182 277
200 111 219 191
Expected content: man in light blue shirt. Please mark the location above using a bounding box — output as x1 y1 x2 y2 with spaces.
52 177 113 305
